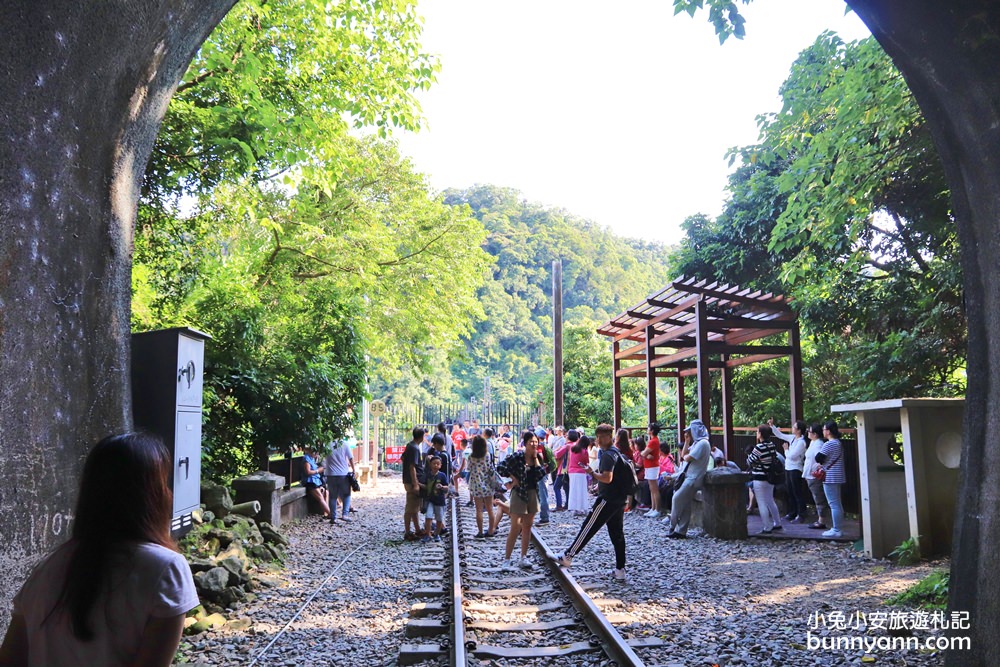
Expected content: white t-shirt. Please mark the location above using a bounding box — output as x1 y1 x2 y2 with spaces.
12 540 199 667
324 440 354 476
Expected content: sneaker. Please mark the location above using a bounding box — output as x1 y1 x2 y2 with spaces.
420 535 431 543
611 568 626 581
790 517 803 524
758 528 773 535
433 535 441 543
519 557 534 570
340 516 352 523
783 514 796 521
537 519 550 526
474 532 485 539
636 505 651 511
666 531 687 539
660 515 672 525
550 552 573 567
466 500 474 507
772 524 783 531
644 510 661 519
403 532 416 541
809 522 827 530
822 528 844 538
501 558 517 571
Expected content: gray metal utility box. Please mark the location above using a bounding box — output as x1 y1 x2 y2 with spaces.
131 327 211 535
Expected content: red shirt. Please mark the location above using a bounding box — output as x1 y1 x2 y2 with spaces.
642 436 661 469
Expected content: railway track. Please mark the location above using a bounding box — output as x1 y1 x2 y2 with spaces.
398 492 661 666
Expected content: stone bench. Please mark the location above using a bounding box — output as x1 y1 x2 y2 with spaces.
232 472 327 527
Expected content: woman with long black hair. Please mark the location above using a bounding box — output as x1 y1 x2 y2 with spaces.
0 433 198 667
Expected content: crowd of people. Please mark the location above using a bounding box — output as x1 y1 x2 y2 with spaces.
397 416 851 577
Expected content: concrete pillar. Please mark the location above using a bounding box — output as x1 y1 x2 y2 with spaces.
232 471 285 527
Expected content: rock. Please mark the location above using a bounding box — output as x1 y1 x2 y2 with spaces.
259 522 289 547
191 508 204 525
218 556 250 585
194 567 230 595
249 545 273 561
219 586 246 607
188 620 211 634
188 557 217 574
202 612 227 629
202 537 221 556
215 542 250 570
227 618 252 631
207 527 236 548
254 573 285 589
202 510 216 524
201 484 233 518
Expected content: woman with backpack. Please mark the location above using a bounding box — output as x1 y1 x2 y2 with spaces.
746 424 784 534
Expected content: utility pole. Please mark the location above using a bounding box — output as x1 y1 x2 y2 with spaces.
553 259 564 427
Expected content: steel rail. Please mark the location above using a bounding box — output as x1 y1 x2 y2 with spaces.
530 527 646 667
450 497 468 667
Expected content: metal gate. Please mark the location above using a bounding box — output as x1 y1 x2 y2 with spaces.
374 401 535 471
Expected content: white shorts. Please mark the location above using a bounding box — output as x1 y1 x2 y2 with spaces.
644 467 659 481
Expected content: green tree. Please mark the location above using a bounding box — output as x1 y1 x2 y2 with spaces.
671 34 964 402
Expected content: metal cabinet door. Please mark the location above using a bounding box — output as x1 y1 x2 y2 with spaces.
176 334 205 409
173 410 203 515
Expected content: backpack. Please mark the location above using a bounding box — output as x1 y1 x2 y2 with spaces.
606 448 640 499
765 446 785 486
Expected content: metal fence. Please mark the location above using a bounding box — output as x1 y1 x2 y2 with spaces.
373 401 536 471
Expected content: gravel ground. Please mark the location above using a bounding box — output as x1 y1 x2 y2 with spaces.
174 476 945 667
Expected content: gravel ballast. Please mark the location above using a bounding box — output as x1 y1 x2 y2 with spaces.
174 476 945 666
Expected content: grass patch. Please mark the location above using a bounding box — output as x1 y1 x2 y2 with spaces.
887 569 949 609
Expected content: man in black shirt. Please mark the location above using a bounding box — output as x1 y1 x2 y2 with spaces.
550 423 633 581
401 427 426 541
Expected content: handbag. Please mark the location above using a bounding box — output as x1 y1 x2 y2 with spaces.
814 452 840 483
348 471 361 492
673 462 689 489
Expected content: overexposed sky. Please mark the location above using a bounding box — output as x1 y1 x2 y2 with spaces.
395 0 871 245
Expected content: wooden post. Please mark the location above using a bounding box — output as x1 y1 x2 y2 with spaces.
721 355 734 460
676 375 686 442
612 340 622 429
553 259 564 427
695 299 712 426
789 321 804 424
645 325 657 425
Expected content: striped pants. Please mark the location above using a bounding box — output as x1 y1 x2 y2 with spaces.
564 497 626 569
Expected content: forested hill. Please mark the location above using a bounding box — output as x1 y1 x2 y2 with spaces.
438 184 673 404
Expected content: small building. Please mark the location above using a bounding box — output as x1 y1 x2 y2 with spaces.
831 398 963 559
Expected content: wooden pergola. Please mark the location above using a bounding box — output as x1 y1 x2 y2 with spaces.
597 276 803 456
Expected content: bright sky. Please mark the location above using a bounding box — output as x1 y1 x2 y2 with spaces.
395 0 872 246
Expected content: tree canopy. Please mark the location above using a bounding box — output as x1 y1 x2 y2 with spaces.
671 33 963 417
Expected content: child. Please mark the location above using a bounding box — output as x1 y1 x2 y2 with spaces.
422 456 449 543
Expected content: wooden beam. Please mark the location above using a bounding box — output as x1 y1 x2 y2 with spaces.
673 279 791 312
612 340 622 430
613 295 701 342
614 345 646 360
789 321 804 424
723 353 786 367
695 300 712 426
676 375 686 437
721 354 734 460
705 317 796 330
708 344 793 356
